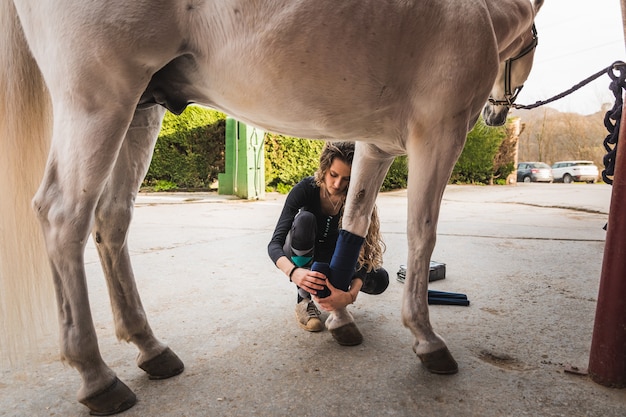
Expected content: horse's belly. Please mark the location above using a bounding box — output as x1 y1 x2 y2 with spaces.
193 52 395 138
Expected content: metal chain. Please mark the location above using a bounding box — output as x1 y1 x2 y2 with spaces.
602 62 626 185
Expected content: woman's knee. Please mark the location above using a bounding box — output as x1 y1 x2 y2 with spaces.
361 267 389 295
290 210 316 249
285 210 317 267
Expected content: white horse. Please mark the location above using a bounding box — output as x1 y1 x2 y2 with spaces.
0 0 543 414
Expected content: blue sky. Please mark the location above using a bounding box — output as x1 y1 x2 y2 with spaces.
518 0 625 114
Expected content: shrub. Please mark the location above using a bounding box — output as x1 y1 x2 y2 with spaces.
264 137 407 193
450 118 508 184
152 180 178 192
381 156 408 191
353 117 511 190
144 106 226 190
146 110 514 192
264 134 325 193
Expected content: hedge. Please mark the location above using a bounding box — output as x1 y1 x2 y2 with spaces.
450 118 509 184
264 134 325 193
145 107 513 192
144 106 227 191
264 137 408 192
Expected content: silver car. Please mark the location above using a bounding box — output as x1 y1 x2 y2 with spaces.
517 162 553 183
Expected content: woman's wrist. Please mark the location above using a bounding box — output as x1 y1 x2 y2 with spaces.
288 265 298 281
348 289 357 304
348 278 361 303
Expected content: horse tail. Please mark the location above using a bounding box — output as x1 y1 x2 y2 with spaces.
0 1 56 366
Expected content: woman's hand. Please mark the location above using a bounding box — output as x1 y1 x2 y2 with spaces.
313 279 356 311
291 267 327 295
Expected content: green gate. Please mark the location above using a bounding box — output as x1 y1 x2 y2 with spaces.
218 118 265 200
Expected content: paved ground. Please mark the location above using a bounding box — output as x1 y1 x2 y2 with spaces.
1 183 625 416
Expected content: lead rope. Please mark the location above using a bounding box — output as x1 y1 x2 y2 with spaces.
513 61 626 111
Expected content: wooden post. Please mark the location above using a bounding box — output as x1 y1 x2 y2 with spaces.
587 0 626 388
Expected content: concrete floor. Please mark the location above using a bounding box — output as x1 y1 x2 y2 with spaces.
1 183 625 416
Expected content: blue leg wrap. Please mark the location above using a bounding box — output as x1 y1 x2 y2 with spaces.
311 231 365 298
311 262 331 298
329 230 365 292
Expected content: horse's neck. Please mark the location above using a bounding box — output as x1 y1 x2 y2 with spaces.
484 0 535 60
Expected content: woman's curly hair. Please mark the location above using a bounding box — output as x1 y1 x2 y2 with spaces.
313 141 354 186
314 141 386 272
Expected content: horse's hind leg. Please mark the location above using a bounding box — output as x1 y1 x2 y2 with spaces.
93 105 184 380
402 124 468 375
32 109 146 414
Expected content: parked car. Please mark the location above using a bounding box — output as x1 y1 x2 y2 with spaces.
517 162 553 183
551 160 599 183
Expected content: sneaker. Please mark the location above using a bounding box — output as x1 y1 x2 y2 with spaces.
295 299 323 332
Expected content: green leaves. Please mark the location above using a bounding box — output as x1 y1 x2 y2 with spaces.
450 118 509 184
264 135 324 193
145 110 514 192
144 106 226 190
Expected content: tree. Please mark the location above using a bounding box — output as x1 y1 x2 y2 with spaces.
450 118 508 184
515 107 607 170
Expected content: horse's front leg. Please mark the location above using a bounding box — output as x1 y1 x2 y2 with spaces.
93 105 184 380
342 142 395 237
328 142 394 341
402 125 468 375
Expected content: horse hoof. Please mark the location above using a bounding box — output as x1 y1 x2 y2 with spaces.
417 347 459 374
80 377 137 416
329 322 363 346
138 347 184 380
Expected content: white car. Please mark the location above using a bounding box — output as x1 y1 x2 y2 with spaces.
551 160 599 183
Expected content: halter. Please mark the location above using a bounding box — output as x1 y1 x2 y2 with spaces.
488 24 538 107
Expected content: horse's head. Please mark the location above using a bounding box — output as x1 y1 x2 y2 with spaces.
482 24 538 126
483 0 543 126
